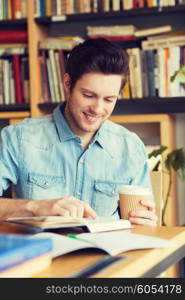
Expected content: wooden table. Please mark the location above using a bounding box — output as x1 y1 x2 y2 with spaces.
1 222 185 278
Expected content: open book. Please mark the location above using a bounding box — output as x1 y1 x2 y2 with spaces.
31 231 175 258
5 216 132 233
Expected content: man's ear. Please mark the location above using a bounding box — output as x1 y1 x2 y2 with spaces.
63 73 71 97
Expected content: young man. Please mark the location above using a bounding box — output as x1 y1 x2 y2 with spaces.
0 39 157 226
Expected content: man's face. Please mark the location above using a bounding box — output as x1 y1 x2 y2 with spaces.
64 72 122 137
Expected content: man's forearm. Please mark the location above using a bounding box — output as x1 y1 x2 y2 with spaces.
0 197 34 220
0 196 98 220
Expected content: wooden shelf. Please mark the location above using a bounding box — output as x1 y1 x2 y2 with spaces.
35 5 185 24
0 104 29 112
0 111 30 119
0 18 27 30
0 18 27 25
38 98 185 115
113 98 185 115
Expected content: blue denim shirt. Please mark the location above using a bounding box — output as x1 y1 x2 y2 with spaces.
0 103 153 218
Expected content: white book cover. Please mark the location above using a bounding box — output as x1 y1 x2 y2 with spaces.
6 216 132 233
169 47 180 97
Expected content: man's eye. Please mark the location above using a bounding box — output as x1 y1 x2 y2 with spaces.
105 98 114 102
84 94 93 98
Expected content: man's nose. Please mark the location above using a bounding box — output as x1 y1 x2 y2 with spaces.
90 99 103 114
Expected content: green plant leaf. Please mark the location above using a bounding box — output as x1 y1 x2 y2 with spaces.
165 149 185 176
148 145 167 159
178 168 185 180
170 65 185 83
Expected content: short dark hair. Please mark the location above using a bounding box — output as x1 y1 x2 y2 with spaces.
65 38 129 92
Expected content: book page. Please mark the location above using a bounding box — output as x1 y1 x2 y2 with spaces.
32 231 175 258
78 231 175 256
32 232 101 258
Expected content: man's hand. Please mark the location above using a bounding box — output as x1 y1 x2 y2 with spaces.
128 199 158 226
27 196 98 219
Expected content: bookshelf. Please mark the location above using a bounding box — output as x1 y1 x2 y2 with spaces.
0 4 28 123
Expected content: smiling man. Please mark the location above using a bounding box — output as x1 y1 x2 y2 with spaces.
0 38 157 226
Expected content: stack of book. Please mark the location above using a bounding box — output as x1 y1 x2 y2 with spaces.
0 234 52 277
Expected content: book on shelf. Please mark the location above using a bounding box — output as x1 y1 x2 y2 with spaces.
112 0 121 11
142 35 185 50
121 80 131 99
146 50 156 97
89 35 135 41
13 55 23 104
140 50 149 97
134 25 172 38
102 0 111 12
122 0 134 10
31 230 175 258
0 43 27 58
0 31 28 43
0 234 52 278
0 48 27 56
54 51 66 101
46 57 56 102
137 0 145 8
0 0 27 20
5 216 132 233
21 56 30 104
0 60 3 105
127 48 137 98
147 30 185 41
39 50 52 103
127 48 143 98
87 25 136 37
48 49 61 103
39 37 84 50
2 58 10 105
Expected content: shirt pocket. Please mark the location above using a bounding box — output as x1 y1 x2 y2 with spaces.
27 172 65 200
92 179 129 217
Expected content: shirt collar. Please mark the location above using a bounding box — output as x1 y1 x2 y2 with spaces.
53 102 110 151
53 102 77 142
94 121 111 150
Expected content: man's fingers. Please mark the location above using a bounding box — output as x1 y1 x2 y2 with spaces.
129 209 158 226
53 197 97 218
129 217 157 227
63 197 98 219
130 210 157 221
140 199 156 211
52 205 70 217
83 202 98 219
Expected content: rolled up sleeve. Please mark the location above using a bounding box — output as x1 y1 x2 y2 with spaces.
0 125 19 196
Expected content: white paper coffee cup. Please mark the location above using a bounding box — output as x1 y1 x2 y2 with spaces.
118 185 151 220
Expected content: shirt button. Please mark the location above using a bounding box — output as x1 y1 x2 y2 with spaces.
112 190 115 195
43 181 48 186
80 159 84 164
77 192 81 196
